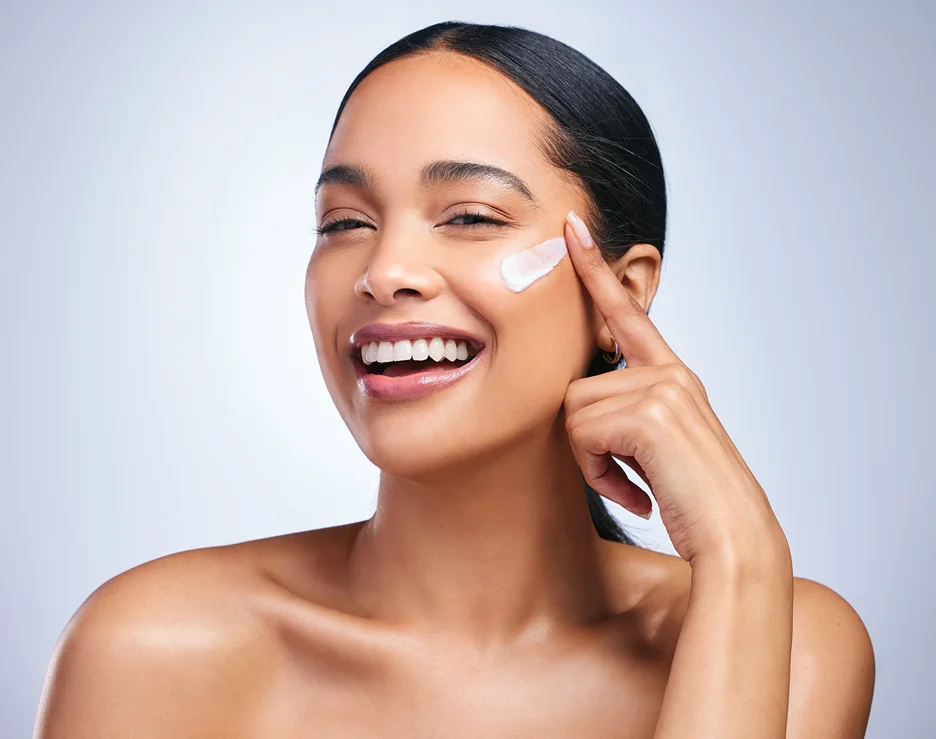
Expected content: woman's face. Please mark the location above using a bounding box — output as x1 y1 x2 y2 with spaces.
306 51 602 477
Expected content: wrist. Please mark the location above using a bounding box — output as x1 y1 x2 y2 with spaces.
690 523 793 582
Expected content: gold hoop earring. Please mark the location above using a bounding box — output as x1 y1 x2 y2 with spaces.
602 341 623 365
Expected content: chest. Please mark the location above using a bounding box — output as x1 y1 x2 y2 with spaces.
250 649 670 739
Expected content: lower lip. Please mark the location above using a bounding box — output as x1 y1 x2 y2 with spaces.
353 347 486 400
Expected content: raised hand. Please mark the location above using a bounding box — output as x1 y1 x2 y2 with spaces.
562 210 785 566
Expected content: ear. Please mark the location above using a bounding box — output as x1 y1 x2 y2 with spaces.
592 243 663 353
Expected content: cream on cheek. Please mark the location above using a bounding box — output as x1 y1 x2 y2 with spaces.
498 236 567 292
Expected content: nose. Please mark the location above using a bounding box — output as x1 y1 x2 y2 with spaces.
353 225 445 306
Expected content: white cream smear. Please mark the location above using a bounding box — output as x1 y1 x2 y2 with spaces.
499 236 568 292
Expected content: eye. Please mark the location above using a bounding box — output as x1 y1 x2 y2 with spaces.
314 218 372 235
315 209 511 236
445 209 510 228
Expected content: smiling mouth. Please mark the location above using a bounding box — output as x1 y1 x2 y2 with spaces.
351 342 486 400
357 342 482 378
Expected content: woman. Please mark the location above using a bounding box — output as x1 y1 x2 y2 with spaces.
35 21 875 738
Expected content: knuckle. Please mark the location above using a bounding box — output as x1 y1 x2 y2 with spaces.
636 395 676 425
564 378 585 409
567 418 588 445
663 363 696 389
665 362 708 398
651 379 688 406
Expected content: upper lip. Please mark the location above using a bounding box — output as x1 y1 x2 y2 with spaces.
348 321 486 356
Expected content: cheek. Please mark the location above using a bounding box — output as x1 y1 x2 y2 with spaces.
453 246 593 407
304 250 334 353
304 249 357 398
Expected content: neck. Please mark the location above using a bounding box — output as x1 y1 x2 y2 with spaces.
347 417 615 646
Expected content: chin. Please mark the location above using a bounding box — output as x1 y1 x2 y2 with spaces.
356 429 466 478
351 413 511 482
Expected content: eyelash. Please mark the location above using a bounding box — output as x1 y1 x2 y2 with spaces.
314 210 510 235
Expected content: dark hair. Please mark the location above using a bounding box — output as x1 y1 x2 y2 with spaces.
327 22 666 547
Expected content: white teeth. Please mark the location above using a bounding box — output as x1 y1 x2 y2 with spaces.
428 337 445 361
376 341 394 363
412 338 429 361
393 340 412 361
360 337 474 366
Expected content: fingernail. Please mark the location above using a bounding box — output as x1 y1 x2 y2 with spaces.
566 210 595 249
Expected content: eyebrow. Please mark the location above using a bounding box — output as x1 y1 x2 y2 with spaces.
313 159 541 207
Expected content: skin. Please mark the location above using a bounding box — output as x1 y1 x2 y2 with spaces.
34 51 875 738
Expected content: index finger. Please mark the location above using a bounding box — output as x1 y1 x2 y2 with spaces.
564 210 680 368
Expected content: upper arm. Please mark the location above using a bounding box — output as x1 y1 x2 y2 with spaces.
34 553 270 739
786 577 875 739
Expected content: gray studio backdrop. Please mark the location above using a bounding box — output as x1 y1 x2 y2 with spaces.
2 0 933 736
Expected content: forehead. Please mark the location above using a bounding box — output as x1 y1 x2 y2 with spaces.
323 51 555 189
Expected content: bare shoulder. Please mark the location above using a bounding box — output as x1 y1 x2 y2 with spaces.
34 523 363 739
787 577 875 737
34 544 272 738
609 544 874 692
597 541 692 653
607 544 875 735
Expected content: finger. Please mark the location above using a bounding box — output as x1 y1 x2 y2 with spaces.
566 411 653 518
564 364 708 417
565 392 654 490
565 368 749 473
602 465 653 520
564 212 680 368
611 452 652 492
